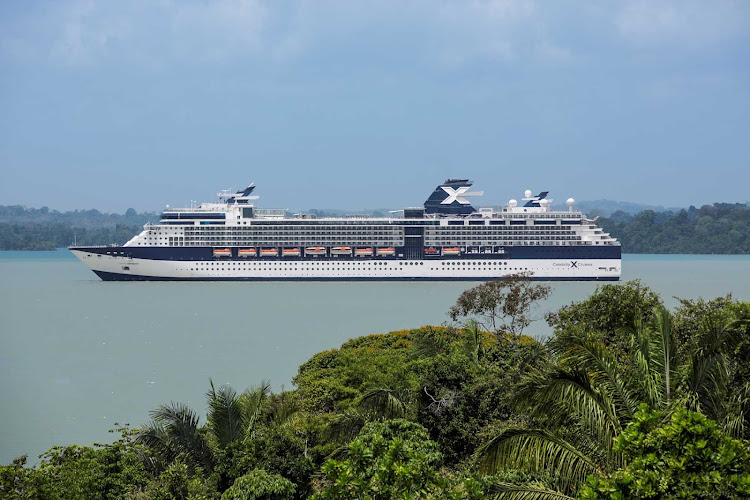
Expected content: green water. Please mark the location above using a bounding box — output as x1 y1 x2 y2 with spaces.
1 250 749 463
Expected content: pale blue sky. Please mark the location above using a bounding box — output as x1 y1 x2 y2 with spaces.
1 1 749 212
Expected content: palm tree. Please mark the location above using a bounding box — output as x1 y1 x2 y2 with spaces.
136 379 271 476
137 400 216 474
477 304 743 499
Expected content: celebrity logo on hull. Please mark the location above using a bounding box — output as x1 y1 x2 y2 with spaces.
552 261 593 268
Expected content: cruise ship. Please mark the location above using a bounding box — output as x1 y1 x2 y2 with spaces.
70 180 621 281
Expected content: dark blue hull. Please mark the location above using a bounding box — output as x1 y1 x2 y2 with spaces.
93 270 619 282
73 245 621 261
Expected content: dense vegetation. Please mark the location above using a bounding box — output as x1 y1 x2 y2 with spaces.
3 202 750 253
2 279 749 499
0 206 155 250
598 203 750 254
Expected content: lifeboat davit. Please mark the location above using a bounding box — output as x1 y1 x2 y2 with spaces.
331 246 352 255
355 248 373 257
376 247 395 256
441 247 461 256
213 248 231 257
238 248 256 257
305 246 327 256
282 248 301 257
260 248 278 257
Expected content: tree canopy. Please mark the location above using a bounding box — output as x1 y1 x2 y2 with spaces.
3 283 749 499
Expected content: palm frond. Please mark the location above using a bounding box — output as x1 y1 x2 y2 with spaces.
477 428 599 493
623 313 668 409
491 483 575 500
269 390 301 429
238 379 271 439
206 379 243 448
410 327 449 358
139 401 215 473
136 421 176 471
685 349 729 418
513 368 622 467
550 329 639 420
358 388 408 419
721 382 750 440
324 409 366 444
465 319 481 363
650 305 677 404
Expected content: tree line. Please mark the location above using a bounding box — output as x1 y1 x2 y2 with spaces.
2 202 750 253
598 203 750 254
2 278 749 499
0 205 156 250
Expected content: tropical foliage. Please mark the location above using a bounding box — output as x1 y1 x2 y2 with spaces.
2 278 750 499
579 406 750 499
312 419 442 499
221 469 296 500
478 281 750 498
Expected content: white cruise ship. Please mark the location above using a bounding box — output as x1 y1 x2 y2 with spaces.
70 180 621 281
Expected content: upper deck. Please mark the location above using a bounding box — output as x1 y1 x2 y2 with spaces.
122 181 618 251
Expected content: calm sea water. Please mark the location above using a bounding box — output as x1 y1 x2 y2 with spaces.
1 250 749 463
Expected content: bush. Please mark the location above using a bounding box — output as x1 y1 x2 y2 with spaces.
579 405 750 499
221 470 295 500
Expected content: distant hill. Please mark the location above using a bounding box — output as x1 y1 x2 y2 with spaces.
0 205 158 250
0 205 158 228
598 203 750 254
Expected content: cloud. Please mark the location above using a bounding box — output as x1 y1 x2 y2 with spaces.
167 0 268 63
1 0 555 69
615 0 750 47
1 0 268 67
433 0 539 66
3 0 746 72
51 0 131 65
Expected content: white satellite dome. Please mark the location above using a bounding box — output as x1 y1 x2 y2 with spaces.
509 199 518 207
566 198 575 206
524 189 532 198
540 199 549 206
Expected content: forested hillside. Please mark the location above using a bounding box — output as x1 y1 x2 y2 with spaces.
0 206 157 250
599 203 750 254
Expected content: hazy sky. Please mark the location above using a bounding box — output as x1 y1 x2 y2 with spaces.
1 1 749 212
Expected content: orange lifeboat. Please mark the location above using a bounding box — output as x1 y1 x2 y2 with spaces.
305 246 327 256
376 247 395 256
424 247 439 255
331 246 352 255
260 248 278 257
441 247 461 256
282 248 301 257
213 248 231 257
238 248 256 257
355 248 373 257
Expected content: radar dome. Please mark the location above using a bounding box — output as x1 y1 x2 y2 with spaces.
540 199 549 207
509 199 518 207
566 198 575 207
524 189 532 198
